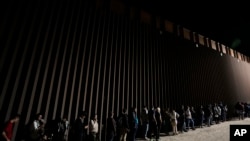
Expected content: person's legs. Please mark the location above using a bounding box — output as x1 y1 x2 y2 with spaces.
191 119 195 129
119 129 124 141
123 132 127 141
171 123 175 134
174 125 178 134
165 120 170 135
155 125 159 139
186 119 190 129
148 122 154 139
154 125 158 139
134 128 138 141
143 123 149 139
145 123 149 138
171 120 177 135
207 117 211 127
120 128 127 141
182 121 187 131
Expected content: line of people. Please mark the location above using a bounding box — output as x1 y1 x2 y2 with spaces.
1 101 231 141
235 101 250 120
109 102 229 141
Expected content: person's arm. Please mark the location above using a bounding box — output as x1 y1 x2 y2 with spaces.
176 112 180 118
2 131 10 141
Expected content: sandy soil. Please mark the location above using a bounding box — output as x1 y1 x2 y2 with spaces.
137 118 250 141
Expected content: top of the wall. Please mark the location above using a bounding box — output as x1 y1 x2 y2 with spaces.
98 0 250 63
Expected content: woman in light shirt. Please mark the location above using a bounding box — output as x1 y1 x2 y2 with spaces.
89 114 99 141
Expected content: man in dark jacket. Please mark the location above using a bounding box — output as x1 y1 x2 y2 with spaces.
106 111 116 141
74 111 88 141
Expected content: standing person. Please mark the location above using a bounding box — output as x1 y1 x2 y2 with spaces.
204 104 213 127
197 105 205 128
155 107 162 140
128 107 139 141
89 114 99 141
163 108 171 135
28 113 46 141
140 106 149 140
62 117 69 141
185 106 195 130
169 109 179 135
1 114 20 141
106 111 116 141
74 111 88 141
53 116 68 141
213 103 221 124
117 108 129 141
190 106 196 125
219 102 225 122
240 102 245 120
235 102 244 120
223 105 228 121
177 105 187 132
148 106 157 140
52 117 63 141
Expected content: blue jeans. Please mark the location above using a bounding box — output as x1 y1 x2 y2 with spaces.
186 118 194 129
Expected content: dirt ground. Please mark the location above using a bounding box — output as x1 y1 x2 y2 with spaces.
136 118 250 141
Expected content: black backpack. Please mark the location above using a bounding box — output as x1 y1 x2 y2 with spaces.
117 116 124 128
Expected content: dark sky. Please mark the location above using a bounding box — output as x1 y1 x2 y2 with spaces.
135 0 250 56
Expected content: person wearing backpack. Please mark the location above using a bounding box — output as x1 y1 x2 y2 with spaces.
117 108 129 141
